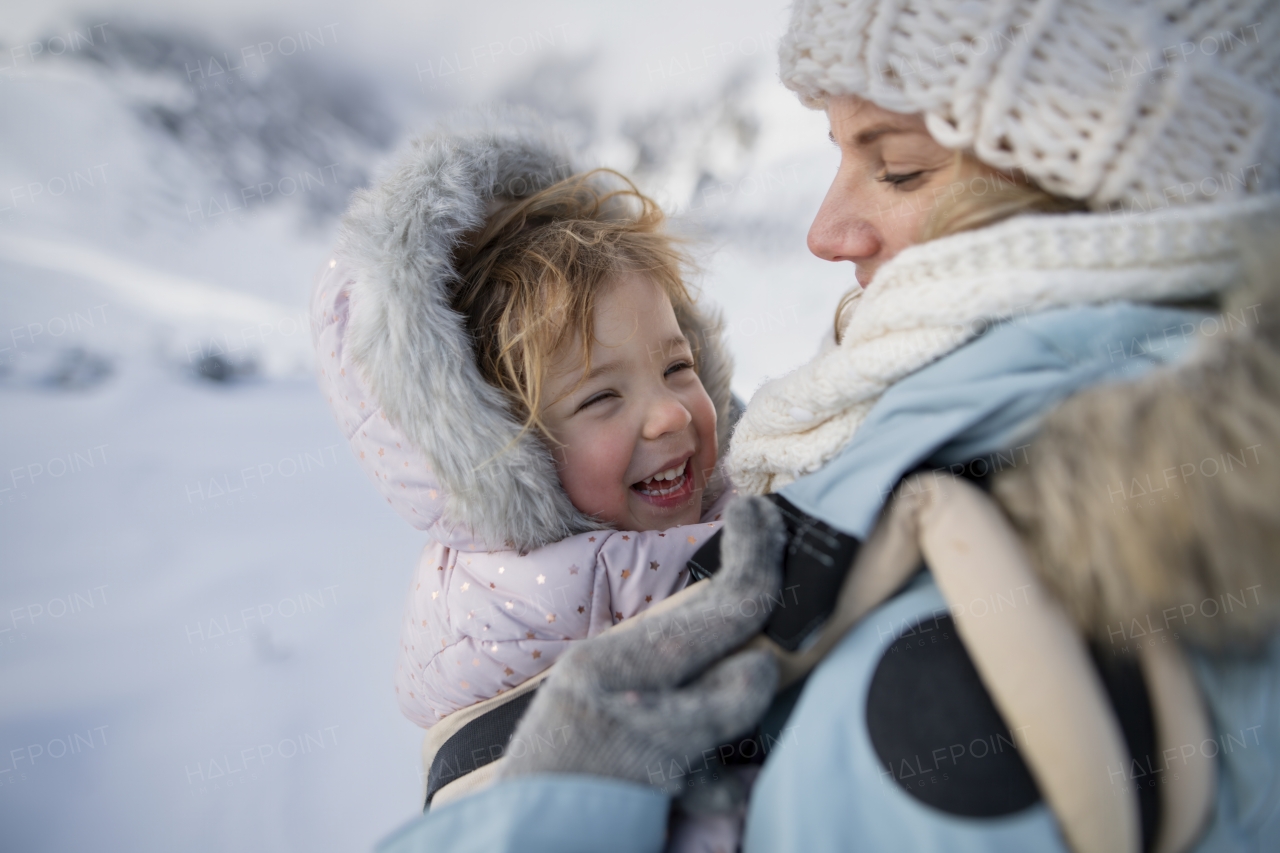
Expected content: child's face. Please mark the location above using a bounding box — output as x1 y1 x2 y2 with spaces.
540 272 719 532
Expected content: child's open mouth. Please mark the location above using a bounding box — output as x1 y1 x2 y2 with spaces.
631 459 695 507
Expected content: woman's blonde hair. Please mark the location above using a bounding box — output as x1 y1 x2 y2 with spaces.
450 169 695 438
833 152 1087 342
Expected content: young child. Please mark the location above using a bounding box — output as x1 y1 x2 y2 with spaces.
311 123 739 728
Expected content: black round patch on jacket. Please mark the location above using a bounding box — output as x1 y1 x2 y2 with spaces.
865 613 1041 816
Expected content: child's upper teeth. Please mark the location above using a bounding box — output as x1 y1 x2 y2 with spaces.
640 461 686 487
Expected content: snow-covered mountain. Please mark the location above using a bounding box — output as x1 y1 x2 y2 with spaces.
0 22 414 385
0 20 837 388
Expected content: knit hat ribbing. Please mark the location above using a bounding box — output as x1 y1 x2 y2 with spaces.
779 0 1280 210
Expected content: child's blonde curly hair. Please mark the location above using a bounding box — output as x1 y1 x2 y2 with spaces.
449 169 696 438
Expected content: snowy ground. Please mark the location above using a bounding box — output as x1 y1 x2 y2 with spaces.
0 4 850 850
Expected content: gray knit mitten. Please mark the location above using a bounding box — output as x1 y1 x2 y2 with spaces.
498 496 786 786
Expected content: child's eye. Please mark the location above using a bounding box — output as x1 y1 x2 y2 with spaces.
577 391 616 411
665 361 693 377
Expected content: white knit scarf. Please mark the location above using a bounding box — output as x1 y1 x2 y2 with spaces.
727 196 1280 496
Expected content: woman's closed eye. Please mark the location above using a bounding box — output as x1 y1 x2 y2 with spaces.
876 169 927 189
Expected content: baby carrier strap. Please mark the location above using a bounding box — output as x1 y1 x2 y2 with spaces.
879 473 1215 853
421 670 550 808
905 473 1140 853
689 493 862 665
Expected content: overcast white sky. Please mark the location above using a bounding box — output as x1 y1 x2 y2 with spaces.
1 0 801 118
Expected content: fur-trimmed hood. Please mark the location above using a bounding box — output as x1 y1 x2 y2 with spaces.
311 117 737 552
994 226 1280 650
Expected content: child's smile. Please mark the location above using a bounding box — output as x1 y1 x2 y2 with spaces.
631 456 695 506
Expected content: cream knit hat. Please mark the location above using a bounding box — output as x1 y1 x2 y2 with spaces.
779 0 1280 210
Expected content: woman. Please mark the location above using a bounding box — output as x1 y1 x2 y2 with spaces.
377 1 1280 851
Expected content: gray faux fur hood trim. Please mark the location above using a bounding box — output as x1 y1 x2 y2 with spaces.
333 116 737 552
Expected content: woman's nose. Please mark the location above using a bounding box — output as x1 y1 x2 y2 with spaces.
642 394 692 441
807 175 881 263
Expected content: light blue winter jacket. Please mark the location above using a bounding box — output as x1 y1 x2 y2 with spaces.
376 303 1280 853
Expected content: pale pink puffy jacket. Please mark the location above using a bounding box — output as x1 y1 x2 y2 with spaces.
310 123 740 728
393 490 733 726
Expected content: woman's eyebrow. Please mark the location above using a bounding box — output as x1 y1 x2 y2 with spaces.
830 123 916 147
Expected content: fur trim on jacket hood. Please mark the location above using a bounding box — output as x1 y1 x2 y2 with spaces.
313 117 737 552
994 225 1280 651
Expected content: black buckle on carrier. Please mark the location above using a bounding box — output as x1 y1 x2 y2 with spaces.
687 494 860 652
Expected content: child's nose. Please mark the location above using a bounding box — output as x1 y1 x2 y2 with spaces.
642 394 692 441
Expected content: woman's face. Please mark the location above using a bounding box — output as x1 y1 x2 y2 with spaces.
809 96 957 288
